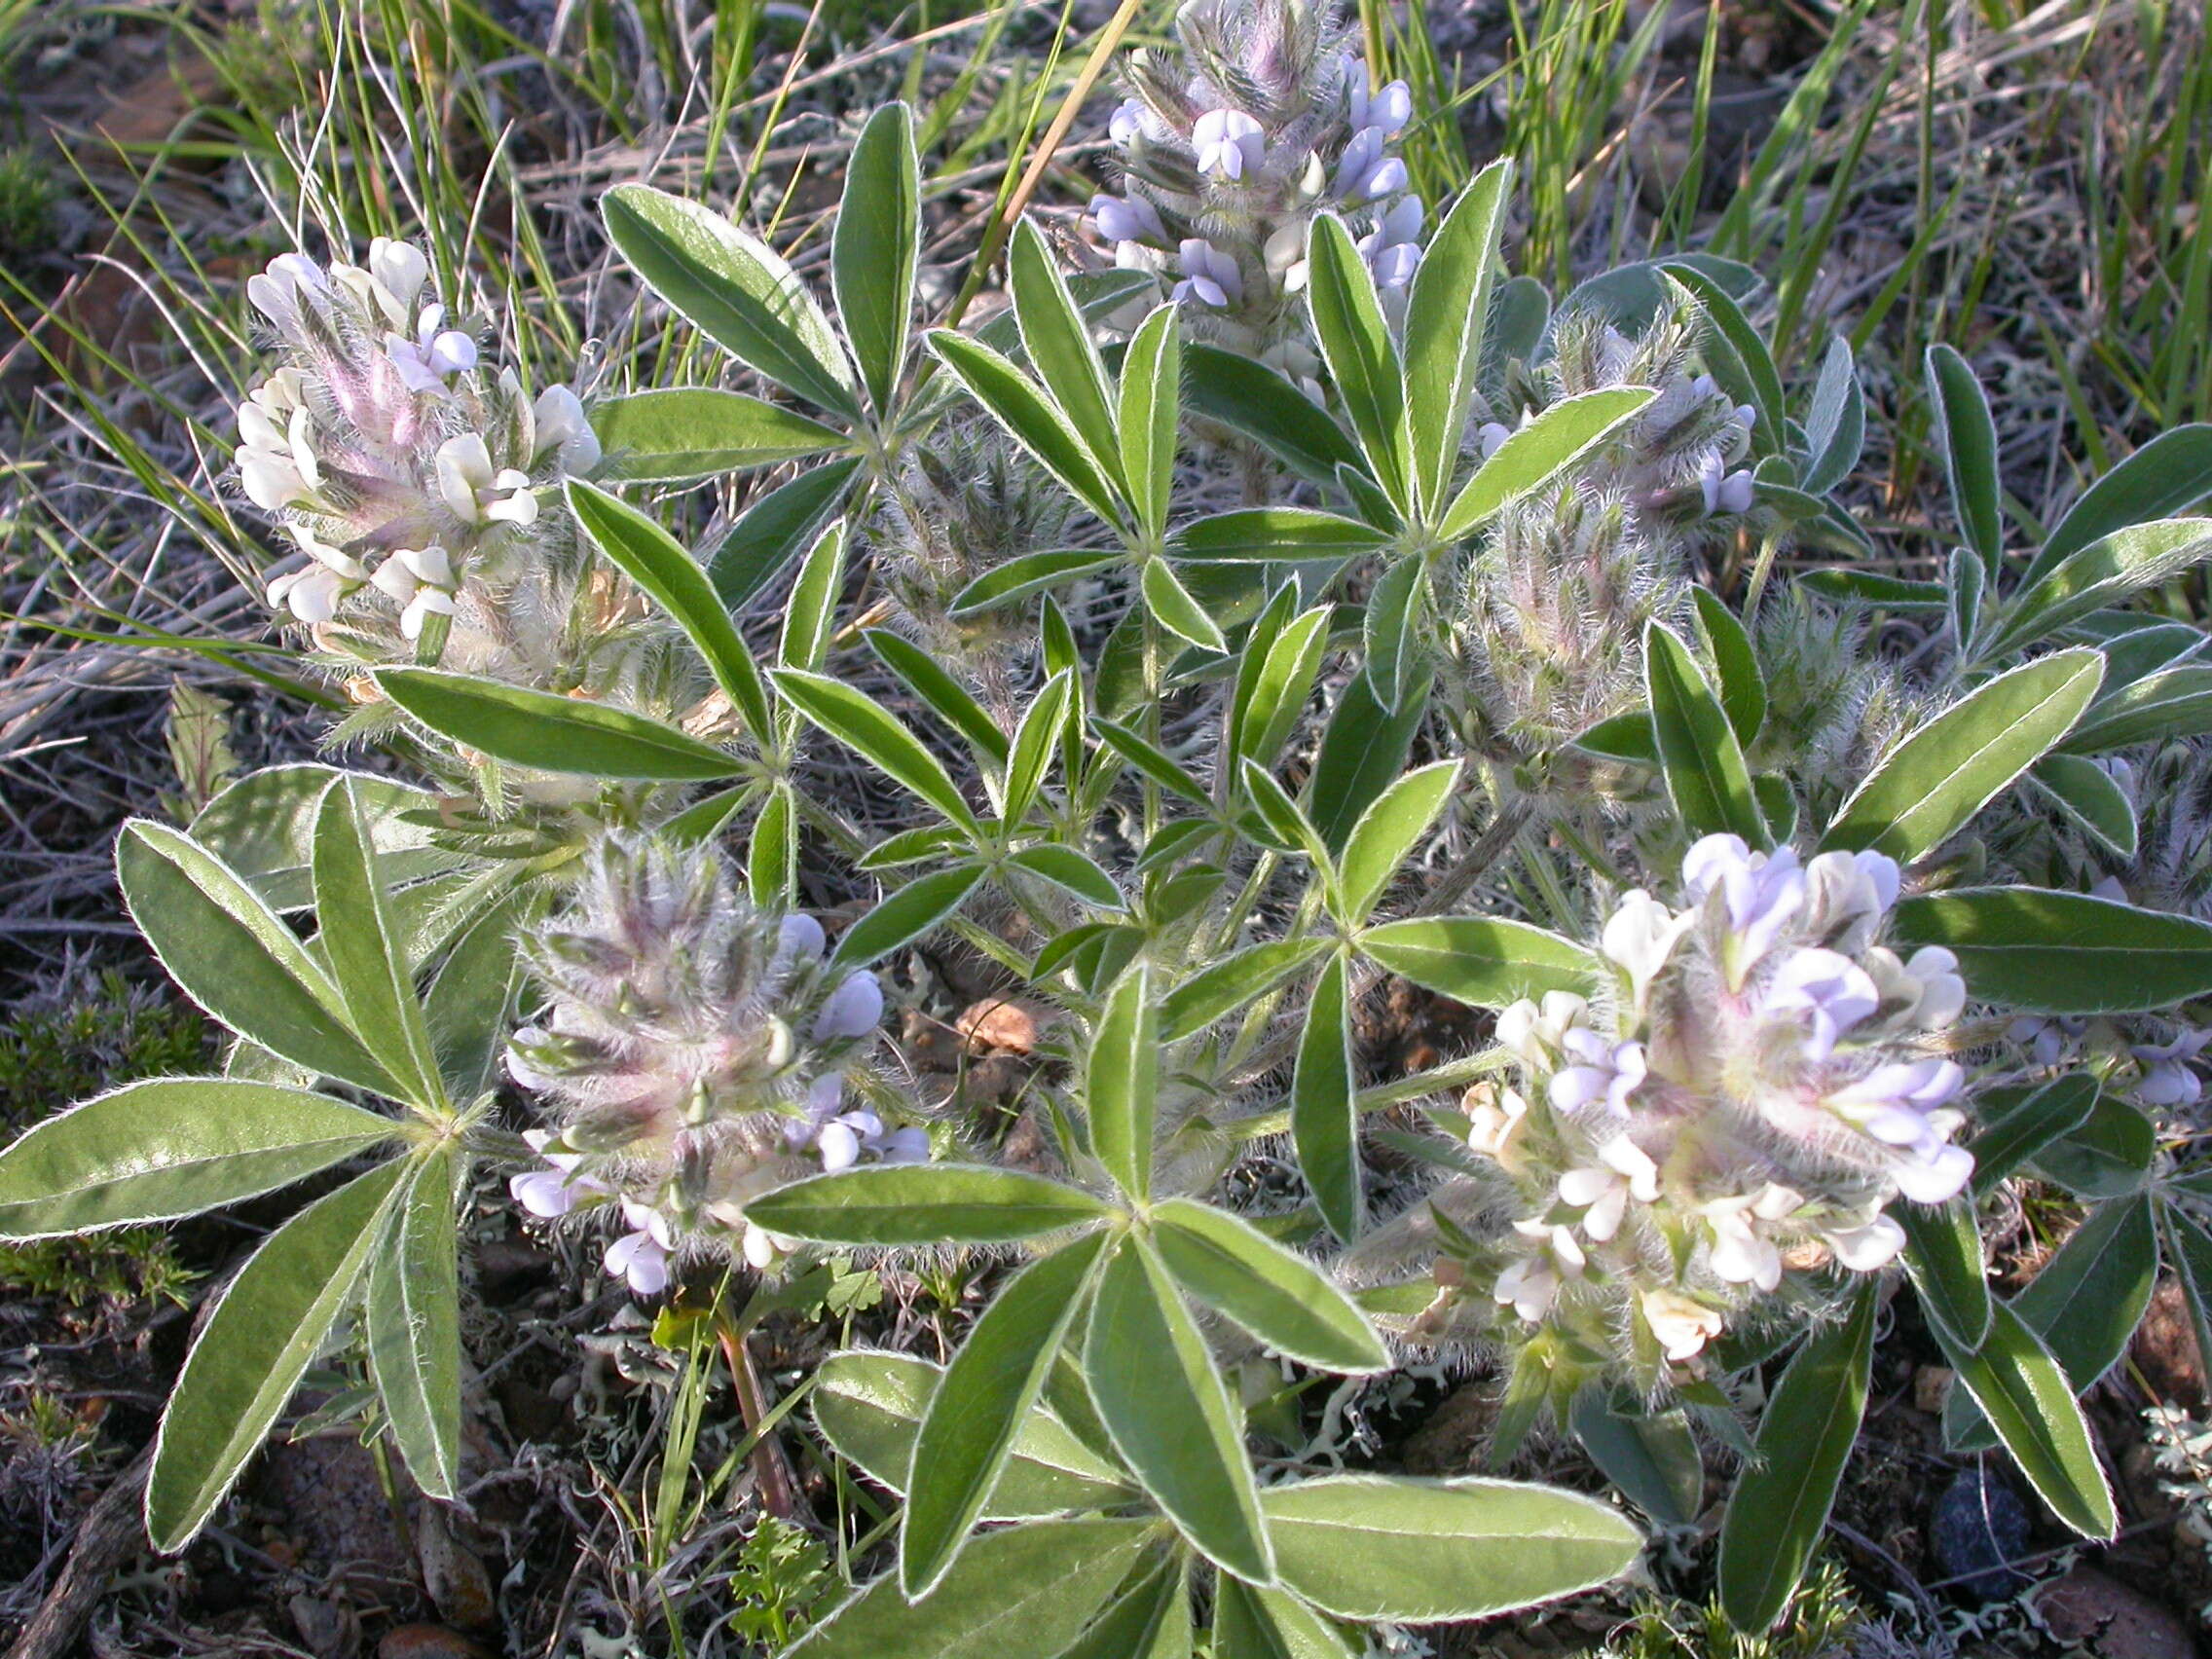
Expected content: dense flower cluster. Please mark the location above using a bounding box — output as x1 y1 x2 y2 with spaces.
503 836 924 1292
1450 310 1765 784
235 240 600 647
1464 833 1971 1375
1091 0 1421 384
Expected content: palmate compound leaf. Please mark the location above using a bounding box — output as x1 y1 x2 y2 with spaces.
148 1158 408 1551
785 1516 1161 1658
1717 1279 1876 1633
1256 1473 1642 1623
0 1078 395 1239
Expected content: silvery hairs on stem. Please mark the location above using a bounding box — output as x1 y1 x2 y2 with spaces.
505 833 926 1294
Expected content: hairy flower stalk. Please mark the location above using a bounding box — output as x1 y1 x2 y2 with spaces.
503 835 925 1293
1444 834 1971 1398
1092 0 1421 385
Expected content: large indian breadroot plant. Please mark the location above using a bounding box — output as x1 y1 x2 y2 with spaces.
6 9 2212 1650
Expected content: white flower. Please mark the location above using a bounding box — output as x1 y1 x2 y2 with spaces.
1090 192 1164 247
1641 1288 1724 1361
366 237 428 322
1109 97 1147 147
742 1220 798 1270
1193 109 1266 180
1703 1194 1783 1291
1464 1083 1530 1169
399 585 455 642
1824 1213 1907 1272
1763 946 1881 1060
265 565 349 623
1601 888 1693 1015
386 305 478 392
1557 1135 1660 1241
1495 1220 1586 1322
245 252 328 335
532 384 603 472
435 432 538 526
1495 990 1591 1069
1172 239 1244 309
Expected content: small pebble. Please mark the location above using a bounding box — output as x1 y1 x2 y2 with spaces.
1928 1464 2029 1602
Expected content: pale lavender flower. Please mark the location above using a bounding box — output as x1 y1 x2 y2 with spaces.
1192 109 1266 180
1090 191 1166 248
1763 946 1881 1060
1330 126 1407 203
1173 239 1244 309
1347 72 1412 138
1698 450 1755 516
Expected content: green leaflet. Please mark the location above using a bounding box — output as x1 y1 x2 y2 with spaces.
0 1078 393 1239
903 1232 1113 1594
1259 1473 1641 1623
786 1517 1160 1659
1716 1282 1876 1633
1150 1198 1387 1374
1085 1235 1274 1583
148 1159 408 1550
1927 1297 2117 1540
811 1349 1133 1515
1820 650 2103 863
746 1163 1114 1244
364 1146 463 1499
